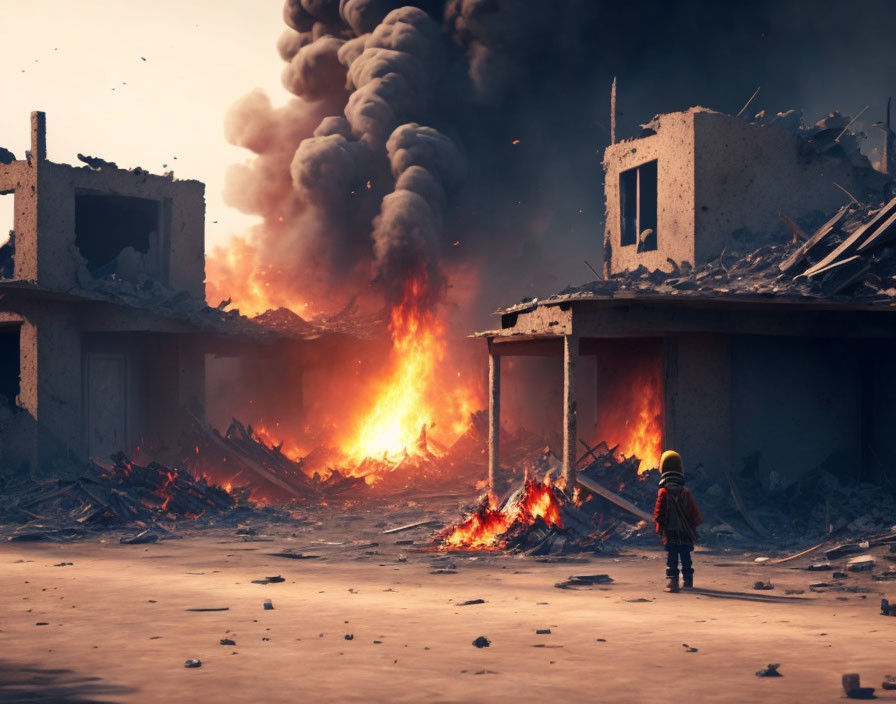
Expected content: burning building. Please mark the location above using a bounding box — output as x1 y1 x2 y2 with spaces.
478 106 896 502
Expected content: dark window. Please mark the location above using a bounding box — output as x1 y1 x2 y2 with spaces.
0 325 20 408
75 194 160 274
618 160 658 252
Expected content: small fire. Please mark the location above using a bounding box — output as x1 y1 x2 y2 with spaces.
442 478 564 549
253 424 304 461
593 340 664 472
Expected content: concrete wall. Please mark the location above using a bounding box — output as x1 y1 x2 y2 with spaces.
0 112 205 298
663 334 732 480
730 336 861 488
693 112 866 264
603 110 696 275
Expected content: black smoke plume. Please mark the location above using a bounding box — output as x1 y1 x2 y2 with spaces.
210 0 896 330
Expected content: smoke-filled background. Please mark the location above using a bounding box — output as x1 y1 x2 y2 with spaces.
208 0 896 334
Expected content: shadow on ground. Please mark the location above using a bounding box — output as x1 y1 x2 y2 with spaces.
0 660 135 703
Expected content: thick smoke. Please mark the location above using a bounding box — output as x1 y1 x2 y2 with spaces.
210 0 896 327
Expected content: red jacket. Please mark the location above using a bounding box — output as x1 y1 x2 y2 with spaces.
654 486 703 545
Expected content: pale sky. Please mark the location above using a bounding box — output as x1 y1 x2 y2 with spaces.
0 0 290 249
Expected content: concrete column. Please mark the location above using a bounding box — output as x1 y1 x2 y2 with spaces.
30 111 46 163
488 349 500 496
562 335 578 488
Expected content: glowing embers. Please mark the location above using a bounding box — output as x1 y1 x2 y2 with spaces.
441 477 565 550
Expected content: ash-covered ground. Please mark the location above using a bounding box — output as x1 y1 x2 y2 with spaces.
1 499 896 704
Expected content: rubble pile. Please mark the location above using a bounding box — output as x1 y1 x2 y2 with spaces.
514 195 896 310
0 454 271 541
184 415 368 503
570 443 896 549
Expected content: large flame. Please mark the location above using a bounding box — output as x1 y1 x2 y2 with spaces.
442 478 564 549
343 275 444 462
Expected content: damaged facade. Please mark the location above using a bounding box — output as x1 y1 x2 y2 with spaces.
0 112 378 476
480 106 896 498
0 112 208 472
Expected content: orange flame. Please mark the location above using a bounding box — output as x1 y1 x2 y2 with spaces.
339 273 477 467
593 340 663 472
442 479 564 549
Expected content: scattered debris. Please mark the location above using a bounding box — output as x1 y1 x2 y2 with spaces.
882 675 896 691
268 552 320 560
53 562 73 567
753 581 774 590
842 673 875 699
458 599 485 606
682 644 698 653
382 520 441 534
185 607 229 612
120 530 159 544
755 664 782 677
847 555 876 572
472 636 490 648
555 574 614 590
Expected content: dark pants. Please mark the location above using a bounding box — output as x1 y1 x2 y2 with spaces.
665 543 694 578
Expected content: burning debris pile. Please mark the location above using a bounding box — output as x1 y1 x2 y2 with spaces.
436 476 607 555
435 435 896 555
0 454 269 541
184 415 368 503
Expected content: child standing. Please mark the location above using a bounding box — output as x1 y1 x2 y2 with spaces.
653 450 703 593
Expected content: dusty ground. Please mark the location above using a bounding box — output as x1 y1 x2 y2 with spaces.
2 502 896 704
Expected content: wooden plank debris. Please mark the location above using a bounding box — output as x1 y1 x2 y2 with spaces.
803 197 896 278
778 207 849 273
382 520 442 534
576 474 653 523
814 255 872 296
770 541 829 565
856 209 896 253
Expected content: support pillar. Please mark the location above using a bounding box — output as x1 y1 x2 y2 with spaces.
488 349 501 496
562 335 578 488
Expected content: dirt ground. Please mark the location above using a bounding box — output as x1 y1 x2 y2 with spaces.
2 502 896 704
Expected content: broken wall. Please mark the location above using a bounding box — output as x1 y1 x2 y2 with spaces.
0 113 205 297
603 110 697 275
693 111 870 264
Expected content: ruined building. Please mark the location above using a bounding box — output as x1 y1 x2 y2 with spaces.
0 112 389 476
479 106 896 495
0 112 208 471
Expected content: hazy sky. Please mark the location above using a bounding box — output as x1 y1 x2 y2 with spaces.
0 0 288 248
